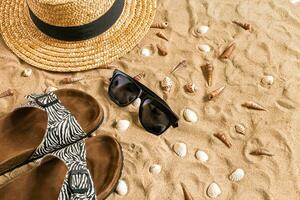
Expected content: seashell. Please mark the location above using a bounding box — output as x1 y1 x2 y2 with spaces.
261 75 274 86
207 86 225 100
184 83 197 93
141 47 154 57
0 89 14 98
235 124 246 135
45 86 58 93
156 32 169 41
195 150 209 162
197 25 209 34
232 20 252 32
133 72 146 81
173 142 187 158
183 108 198 123
242 101 266 111
115 120 130 132
198 44 211 53
290 0 300 3
132 98 141 108
171 60 187 74
160 77 173 92
22 68 32 77
202 63 214 86
250 149 273 157
207 182 222 198
116 179 128 196
156 44 168 56
219 42 236 59
213 132 232 148
151 22 168 29
60 77 84 84
229 168 245 182
149 164 161 174
181 182 195 200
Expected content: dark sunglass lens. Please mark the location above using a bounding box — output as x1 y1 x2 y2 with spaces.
110 75 140 105
141 99 170 135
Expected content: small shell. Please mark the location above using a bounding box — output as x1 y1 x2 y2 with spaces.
195 150 209 162
156 32 169 41
242 101 266 111
141 47 154 57
214 132 232 148
183 108 198 123
202 63 214 86
229 168 245 182
235 124 246 135
160 77 173 92
45 86 58 93
219 42 236 59
207 86 225 100
151 22 168 29
133 72 146 81
149 164 161 174
261 75 274 86
173 142 187 158
207 182 222 198
116 179 128 196
115 120 130 132
181 182 195 200
171 60 187 74
0 89 14 98
132 98 141 108
157 44 168 56
198 44 211 53
184 83 197 93
290 0 300 4
60 77 83 84
22 68 32 77
250 149 273 157
197 25 209 34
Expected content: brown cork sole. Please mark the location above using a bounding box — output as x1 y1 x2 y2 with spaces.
0 89 104 175
0 135 123 200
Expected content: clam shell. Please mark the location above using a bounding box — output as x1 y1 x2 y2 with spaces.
235 124 246 135
22 69 32 77
115 120 130 132
207 182 221 198
132 98 141 108
173 142 187 158
229 168 245 182
197 25 209 34
195 150 209 162
198 44 211 53
261 75 274 86
160 77 173 92
183 108 198 123
149 164 161 174
45 86 58 93
116 179 128 196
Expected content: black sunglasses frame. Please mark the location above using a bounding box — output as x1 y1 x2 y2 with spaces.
108 70 179 135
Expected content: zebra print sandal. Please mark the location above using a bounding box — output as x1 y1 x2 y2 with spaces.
0 89 104 175
0 135 123 200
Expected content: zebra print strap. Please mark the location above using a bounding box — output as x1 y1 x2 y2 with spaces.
25 92 87 160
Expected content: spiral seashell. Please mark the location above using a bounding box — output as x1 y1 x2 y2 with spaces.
250 149 273 157
183 108 198 123
156 32 169 41
214 132 232 148
151 22 168 29
160 77 173 92
171 60 187 74
133 72 145 81
235 123 246 135
195 150 209 162
229 168 245 182
207 182 222 198
115 120 130 132
156 44 168 56
22 68 32 77
0 89 14 98
173 142 187 158
116 179 128 196
232 20 253 32
198 44 211 53
60 77 84 84
219 42 236 59
149 164 161 174
207 86 225 100
184 83 197 93
202 63 214 86
242 101 266 111
181 182 195 200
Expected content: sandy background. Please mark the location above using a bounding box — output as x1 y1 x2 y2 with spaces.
1 0 300 199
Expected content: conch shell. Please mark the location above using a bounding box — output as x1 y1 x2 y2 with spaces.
133 72 145 81
0 89 14 98
232 20 252 32
171 60 187 74
219 42 236 59
242 101 266 111
156 32 169 41
151 22 168 29
180 183 195 200
156 44 168 56
250 149 273 157
214 132 232 148
160 77 173 92
207 86 225 100
60 77 84 84
202 63 214 86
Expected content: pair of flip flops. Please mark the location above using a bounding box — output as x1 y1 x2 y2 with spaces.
0 89 123 199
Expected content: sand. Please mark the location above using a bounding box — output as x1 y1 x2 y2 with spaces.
1 0 300 199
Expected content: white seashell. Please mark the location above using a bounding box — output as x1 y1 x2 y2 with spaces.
45 86 58 93
132 98 141 108
290 0 300 4
197 25 209 34
22 68 32 77
195 150 209 162
115 120 130 132
229 168 245 182
149 164 161 174
160 77 173 92
235 123 246 135
141 47 154 57
115 179 128 196
261 75 274 86
198 44 211 53
173 142 187 158
207 182 222 198
183 108 198 123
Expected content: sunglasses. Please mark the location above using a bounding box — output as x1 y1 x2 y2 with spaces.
108 70 179 135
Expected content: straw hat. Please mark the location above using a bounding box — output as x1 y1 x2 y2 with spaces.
0 0 156 72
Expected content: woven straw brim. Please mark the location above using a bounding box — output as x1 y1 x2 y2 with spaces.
0 0 156 72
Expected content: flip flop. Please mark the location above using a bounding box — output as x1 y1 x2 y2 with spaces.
0 135 123 200
0 89 104 175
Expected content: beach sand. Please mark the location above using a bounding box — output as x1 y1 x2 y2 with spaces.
1 0 300 199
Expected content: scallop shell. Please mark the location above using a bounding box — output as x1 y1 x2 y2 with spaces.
198 44 211 53
229 168 245 182
183 108 198 123
116 179 128 196
195 150 209 162
173 142 187 158
207 182 221 198
22 68 32 77
184 83 197 93
197 25 209 34
160 77 173 92
235 124 246 135
261 75 274 86
45 86 58 93
149 164 161 174
115 120 130 132
132 98 141 108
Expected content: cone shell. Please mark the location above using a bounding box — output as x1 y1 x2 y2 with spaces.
214 132 232 148
60 77 83 84
0 89 14 98
219 42 236 59
160 77 173 92
184 83 197 93
229 168 245 182
157 44 168 56
232 20 252 32
250 149 273 157
235 124 246 135
207 182 222 198
133 72 145 81
173 142 187 158
151 22 168 29
242 101 266 111
181 183 195 200
156 32 169 41
171 60 187 74
207 86 225 100
116 179 128 196
202 63 214 86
